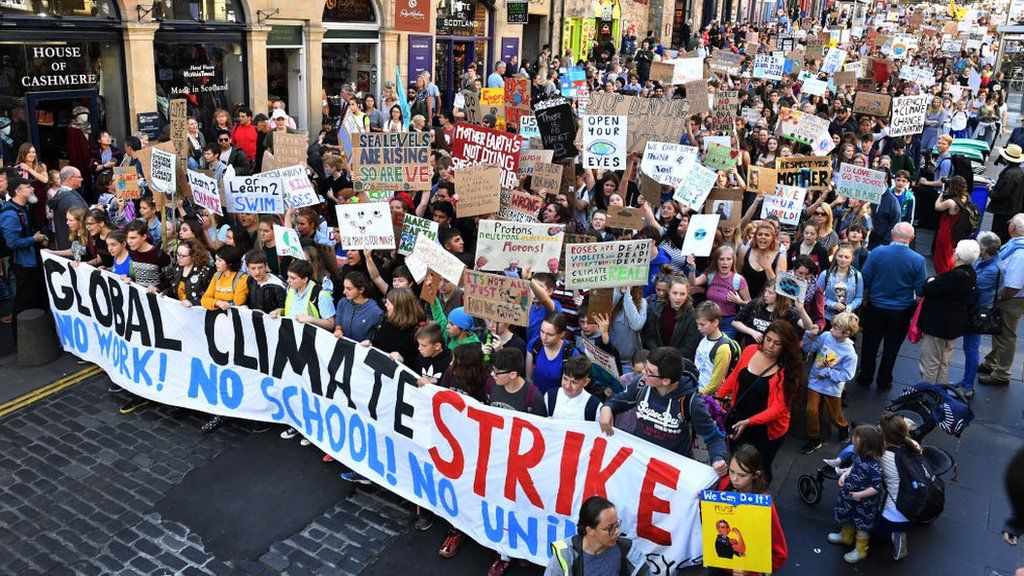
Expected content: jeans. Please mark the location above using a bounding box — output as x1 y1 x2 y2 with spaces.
858 303 915 387
960 332 981 389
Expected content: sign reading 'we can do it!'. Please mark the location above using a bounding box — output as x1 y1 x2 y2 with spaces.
583 115 627 170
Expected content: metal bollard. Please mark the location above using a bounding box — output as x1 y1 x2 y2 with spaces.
17 309 62 367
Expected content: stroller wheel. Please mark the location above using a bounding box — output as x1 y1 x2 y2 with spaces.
798 474 822 506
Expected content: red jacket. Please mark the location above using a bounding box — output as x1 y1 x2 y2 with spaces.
715 476 789 574
716 345 790 440
231 124 258 161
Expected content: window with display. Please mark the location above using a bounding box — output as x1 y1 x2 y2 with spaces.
153 40 246 137
152 0 245 22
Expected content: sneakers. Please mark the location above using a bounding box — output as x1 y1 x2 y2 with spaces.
415 511 435 532
299 438 311 446
201 415 225 433
280 428 300 440
438 530 465 558
487 558 511 576
837 425 851 445
323 454 335 463
118 397 149 414
800 439 823 454
892 531 908 560
107 382 124 394
823 457 843 468
340 471 371 485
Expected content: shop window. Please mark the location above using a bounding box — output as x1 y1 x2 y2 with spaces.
323 0 377 23
153 0 244 23
153 40 246 139
0 0 117 17
322 43 377 106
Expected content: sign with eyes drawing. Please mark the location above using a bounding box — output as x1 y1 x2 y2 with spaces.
335 202 396 250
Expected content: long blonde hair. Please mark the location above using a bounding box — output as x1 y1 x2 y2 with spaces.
67 206 90 248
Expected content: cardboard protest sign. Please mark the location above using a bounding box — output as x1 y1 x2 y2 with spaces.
670 57 705 84
271 132 309 170
112 166 140 200
475 220 563 273
889 95 930 137
419 269 441 302
499 189 542 222
776 156 831 192
273 224 305 260
455 164 501 218
530 162 563 192
351 132 433 191
802 78 828 97
450 122 522 188
186 170 222 216
775 272 809 303
565 240 652 289
503 77 530 126
819 48 847 74
674 163 718 210
899 65 936 87
149 148 176 196
169 99 189 166
582 115 627 170
777 107 830 146
704 188 743 228
585 93 690 153
335 202 395 250
517 148 553 177
836 163 888 204
398 214 439 256
649 61 675 85
639 173 664 206
704 143 740 172
753 54 784 80
411 233 465 285
605 207 645 230
762 184 807 225
587 287 614 318
461 89 480 124
277 165 321 209
533 98 577 162
582 337 620 380
682 214 721 257
518 115 541 140
707 51 742 76
834 70 857 87
224 173 284 214
852 91 891 117
748 166 778 195
700 490 774 574
479 87 505 121
641 142 698 187
462 270 533 326
707 91 739 134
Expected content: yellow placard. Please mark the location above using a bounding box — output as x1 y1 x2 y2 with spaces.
701 490 773 574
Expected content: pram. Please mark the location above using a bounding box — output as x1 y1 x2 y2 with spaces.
797 383 971 506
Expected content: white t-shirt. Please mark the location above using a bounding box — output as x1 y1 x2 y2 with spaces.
551 389 590 420
694 337 716 389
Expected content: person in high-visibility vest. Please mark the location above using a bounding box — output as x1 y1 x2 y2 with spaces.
545 496 648 575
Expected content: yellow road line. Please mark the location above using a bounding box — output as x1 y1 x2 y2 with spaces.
0 365 103 418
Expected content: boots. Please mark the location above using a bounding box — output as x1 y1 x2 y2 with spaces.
844 534 869 563
827 524 855 545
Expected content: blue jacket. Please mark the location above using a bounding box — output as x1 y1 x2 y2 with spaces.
868 188 901 249
816 267 864 320
0 200 38 267
973 255 1003 309
862 242 927 310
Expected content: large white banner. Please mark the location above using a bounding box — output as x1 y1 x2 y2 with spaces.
41 253 716 569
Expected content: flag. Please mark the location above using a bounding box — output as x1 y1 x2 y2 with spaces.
396 66 411 129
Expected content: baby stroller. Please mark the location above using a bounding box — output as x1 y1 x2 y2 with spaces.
797 383 971 507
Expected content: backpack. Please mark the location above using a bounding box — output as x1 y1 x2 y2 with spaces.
941 154 974 191
890 446 946 523
708 335 742 381
486 378 540 413
950 196 981 241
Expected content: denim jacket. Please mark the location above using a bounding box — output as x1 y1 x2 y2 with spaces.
816 267 864 320
973 255 1003 309
0 200 37 267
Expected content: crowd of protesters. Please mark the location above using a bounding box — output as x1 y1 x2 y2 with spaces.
3 1 1024 574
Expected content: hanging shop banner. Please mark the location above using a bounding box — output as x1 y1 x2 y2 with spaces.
506 0 528 23
394 0 431 33
533 98 578 162
889 95 930 137
836 164 888 204
224 173 285 214
335 203 396 251
41 252 716 569
775 156 831 192
450 122 523 188
582 115 627 170
762 184 808 226
700 491 773 574
186 170 222 216
475 220 564 273
674 163 718 210
398 214 439 256
19 44 98 91
640 142 698 187
455 164 502 218
564 240 652 289
462 270 533 326
585 93 691 153
351 132 433 192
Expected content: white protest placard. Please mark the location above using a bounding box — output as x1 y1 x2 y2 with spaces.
640 142 698 187
335 202 395 250
150 148 176 195
819 48 847 74
398 214 439 256
682 213 721 257
889 95 930 137
802 78 828 96
899 65 936 87
968 68 982 94
186 170 222 216
674 163 717 210
224 173 285 214
582 115 627 170
411 233 465 285
519 115 540 139
475 220 564 273
278 165 321 209
564 240 652 289
273 224 305 260
41 251 717 571
776 273 809 303
753 54 784 80
762 185 807 226
836 164 888 204
582 338 619 379
670 57 705 84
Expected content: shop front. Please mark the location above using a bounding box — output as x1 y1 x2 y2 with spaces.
267 25 308 131
322 0 381 118
562 0 620 62
435 0 494 109
0 0 126 169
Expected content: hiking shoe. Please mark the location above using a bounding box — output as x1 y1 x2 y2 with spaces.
201 416 225 433
340 471 371 485
415 511 435 532
488 558 511 576
118 397 149 414
979 374 1010 386
107 382 124 394
280 428 300 440
978 363 993 375
892 531 908 560
800 439 823 454
438 530 465 558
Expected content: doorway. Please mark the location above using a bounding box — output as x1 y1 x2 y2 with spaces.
267 48 307 131
435 38 488 110
25 90 100 173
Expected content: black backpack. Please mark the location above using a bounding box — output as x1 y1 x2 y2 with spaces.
950 196 981 241
942 154 975 191
890 446 945 523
